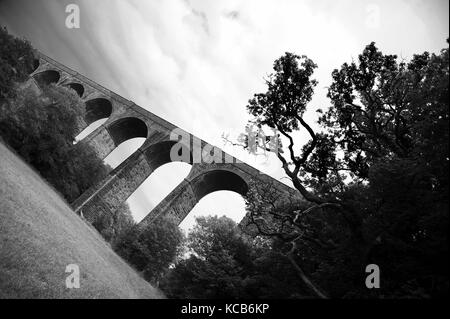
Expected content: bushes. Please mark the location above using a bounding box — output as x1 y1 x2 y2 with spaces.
0 26 36 99
114 216 185 284
161 216 308 299
92 202 135 246
0 84 111 202
0 26 111 202
0 27 185 289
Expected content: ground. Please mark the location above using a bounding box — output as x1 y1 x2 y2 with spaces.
0 142 164 298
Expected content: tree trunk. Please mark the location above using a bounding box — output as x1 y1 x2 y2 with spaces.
286 252 328 299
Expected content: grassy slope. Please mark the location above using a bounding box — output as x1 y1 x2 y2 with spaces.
0 142 164 298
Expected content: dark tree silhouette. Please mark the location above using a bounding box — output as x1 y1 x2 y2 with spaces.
236 42 449 297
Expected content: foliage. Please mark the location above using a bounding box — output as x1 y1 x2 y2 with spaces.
0 28 183 291
0 84 111 202
243 181 351 298
165 215 252 298
237 42 449 298
92 202 135 246
0 27 112 203
161 215 310 299
247 53 317 133
0 26 37 99
114 216 185 284
322 41 449 184
323 42 449 297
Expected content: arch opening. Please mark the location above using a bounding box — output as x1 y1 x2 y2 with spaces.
120 139 194 222
74 118 108 143
127 162 193 223
144 140 193 171
192 169 248 201
33 70 60 86
108 117 148 146
104 138 146 169
84 117 148 168
84 98 112 125
66 82 84 97
179 191 247 232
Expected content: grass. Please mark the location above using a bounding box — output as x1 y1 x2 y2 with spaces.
0 141 164 298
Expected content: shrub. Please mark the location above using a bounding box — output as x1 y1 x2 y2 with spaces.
0 84 111 202
115 216 185 284
0 26 36 99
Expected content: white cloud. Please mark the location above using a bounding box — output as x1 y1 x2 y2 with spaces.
1 0 448 230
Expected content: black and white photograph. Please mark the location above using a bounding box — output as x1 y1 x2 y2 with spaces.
0 0 448 309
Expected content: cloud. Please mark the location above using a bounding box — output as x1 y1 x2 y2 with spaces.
1 0 448 229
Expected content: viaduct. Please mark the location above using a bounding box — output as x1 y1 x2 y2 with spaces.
30 53 301 227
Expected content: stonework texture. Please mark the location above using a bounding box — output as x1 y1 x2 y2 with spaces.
31 53 302 226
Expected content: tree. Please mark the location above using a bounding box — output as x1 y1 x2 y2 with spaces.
322 42 449 297
0 83 111 202
92 202 135 246
323 42 448 182
161 216 250 298
161 215 310 299
236 42 448 297
239 52 345 298
0 26 37 100
114 216 185 284
243 180 346 298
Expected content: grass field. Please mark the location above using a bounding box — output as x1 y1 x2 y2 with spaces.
0 142 164 298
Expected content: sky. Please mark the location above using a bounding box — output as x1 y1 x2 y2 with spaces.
0 0 448 232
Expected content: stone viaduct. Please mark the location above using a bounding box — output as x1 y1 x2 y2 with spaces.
30 53 301 227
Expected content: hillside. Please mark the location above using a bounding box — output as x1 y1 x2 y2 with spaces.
0 142 163 298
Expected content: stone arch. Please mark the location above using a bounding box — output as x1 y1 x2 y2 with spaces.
84 98 112 125
191 169 248 201
65 82 84 97
73 138 195 222
101 117 150 168
126 161 193 223
113 138 194 221
143 140 193 171
107 117 148 147
179 191 247 231
33 70 60 86
139 166 250 225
